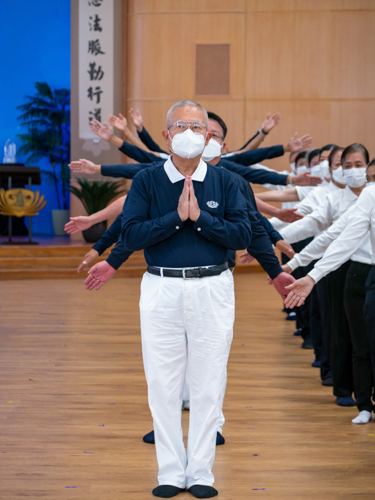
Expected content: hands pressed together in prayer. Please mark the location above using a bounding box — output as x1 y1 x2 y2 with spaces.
177 176 201 222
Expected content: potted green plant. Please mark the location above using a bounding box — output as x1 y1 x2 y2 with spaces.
69 178 124 242
16 82 70 235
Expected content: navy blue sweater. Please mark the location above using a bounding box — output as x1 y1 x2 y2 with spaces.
120 164 251 268
100 162 283 278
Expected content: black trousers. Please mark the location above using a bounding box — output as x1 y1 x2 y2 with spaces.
293 238 314 341
327 261 354 398
364 266 375 385
316 277 332 381
310 282 323 361
344 262 374 412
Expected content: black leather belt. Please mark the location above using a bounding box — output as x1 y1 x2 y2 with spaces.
147 262 229 279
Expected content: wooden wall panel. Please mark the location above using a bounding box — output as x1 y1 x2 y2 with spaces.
122 0 375 173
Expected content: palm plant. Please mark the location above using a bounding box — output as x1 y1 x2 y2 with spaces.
69 179 124 215
16 82 70 210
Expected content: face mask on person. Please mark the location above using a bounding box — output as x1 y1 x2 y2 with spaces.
310 164 322 177
296 165 308 175
290 162 296 173
366 181 375 188
169 129 206 159
331 166 346 185
201 138 222 162
343 167 367 188
320 160 330 179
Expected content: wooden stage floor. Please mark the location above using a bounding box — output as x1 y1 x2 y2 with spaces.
1 273 374 499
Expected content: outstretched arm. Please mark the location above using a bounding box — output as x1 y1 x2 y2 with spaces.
65 195 127 235
232 112 281 153
256 188 300 203
256 198 304 223
108 113 154 152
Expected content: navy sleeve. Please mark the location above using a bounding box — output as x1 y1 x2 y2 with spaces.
121 173 183 251
92 215 123 255
233 175 282 278
118 141 160 163
138 127 167 154
226 145 285 165
219 159 288 186
101 161 164 179
259 214 283 245
106 237 134 270
193 172 252 250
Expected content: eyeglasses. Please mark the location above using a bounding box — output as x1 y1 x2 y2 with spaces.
211 133 224 143
168 120 207 135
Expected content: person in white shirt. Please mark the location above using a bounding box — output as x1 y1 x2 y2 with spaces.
283 160 375 422
285 182 375 424
256 145 336 216
283 144 370 408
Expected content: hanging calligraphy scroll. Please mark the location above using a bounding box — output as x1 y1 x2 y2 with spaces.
78 0 114 139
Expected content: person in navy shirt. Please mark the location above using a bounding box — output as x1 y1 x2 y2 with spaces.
93 101 250 499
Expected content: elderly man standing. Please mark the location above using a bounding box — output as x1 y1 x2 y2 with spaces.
120 101 251 498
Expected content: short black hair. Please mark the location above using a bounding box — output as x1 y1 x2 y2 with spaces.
207 111 228 139
328 146 344 167
367 158 375 168
341 143 370 165
320 144 337 153
307 148 321 167
294 150 307 165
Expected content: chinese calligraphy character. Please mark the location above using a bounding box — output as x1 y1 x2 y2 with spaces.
88 0 103 6
87 86 103 104
89 14 102 32
88 39 105 56
89 109 102 123
87 62 104 81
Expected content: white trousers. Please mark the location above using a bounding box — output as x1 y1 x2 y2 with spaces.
182 365 227 434
139 270 234 488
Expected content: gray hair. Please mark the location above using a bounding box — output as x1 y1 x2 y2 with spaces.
166 100 208 128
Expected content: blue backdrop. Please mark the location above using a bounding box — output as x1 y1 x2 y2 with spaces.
0 0 71 235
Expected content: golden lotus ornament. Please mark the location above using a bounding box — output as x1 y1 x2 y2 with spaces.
0 188 47 217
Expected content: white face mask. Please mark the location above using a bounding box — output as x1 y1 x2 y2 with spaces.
366 181 375 188
296 165 308 175
290 162 296 173
343 167 367 188
170 129 206 159
320 160 330 179
202 138 222 162
332 166 346 185
310 164 322 177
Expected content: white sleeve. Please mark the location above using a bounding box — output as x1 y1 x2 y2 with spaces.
309 191 373 283
269 217 289 232
280 200 331 244
294 192 319 216
287 210 350 271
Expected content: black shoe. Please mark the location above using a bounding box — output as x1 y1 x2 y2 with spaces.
188 485 218 498
144 430 225 446
143 430 155 444
216 431 225 445
152 485 185 498
293 328 302 336
286 312 297 321
336 396 356 407
311 360 321 368
322 377 333 387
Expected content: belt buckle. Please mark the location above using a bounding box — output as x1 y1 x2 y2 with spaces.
182 268 196 279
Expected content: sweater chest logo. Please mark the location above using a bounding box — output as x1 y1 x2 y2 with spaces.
206 201 219 209
207 201 219 208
